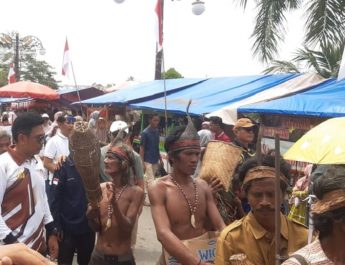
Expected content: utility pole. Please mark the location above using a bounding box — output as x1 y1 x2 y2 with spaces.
14 33 20 81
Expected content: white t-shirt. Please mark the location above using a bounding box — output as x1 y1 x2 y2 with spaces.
0 151 53 250
44 131 70 181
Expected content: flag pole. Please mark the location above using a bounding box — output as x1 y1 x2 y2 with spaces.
154 0 168 172
70 61 84 117
62 38 84 117
162 49 168 139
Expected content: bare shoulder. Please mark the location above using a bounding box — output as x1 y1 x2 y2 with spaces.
128 184 144 197
195 178 210 190
147 176 171 203
148 176 170 192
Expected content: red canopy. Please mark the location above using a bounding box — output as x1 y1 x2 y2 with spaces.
0 81 60 100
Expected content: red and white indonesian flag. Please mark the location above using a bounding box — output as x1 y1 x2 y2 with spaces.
338 47 345 81
62 38 72 80
8 63 16 84
155 0 163 52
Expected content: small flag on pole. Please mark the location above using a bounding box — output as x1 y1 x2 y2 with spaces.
155 0 163 52
62 38 72 80
8 63 16 84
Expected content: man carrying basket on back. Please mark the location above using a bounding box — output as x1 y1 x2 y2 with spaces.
199 117 257 224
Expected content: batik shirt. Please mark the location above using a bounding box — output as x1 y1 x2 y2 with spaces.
282 239 334 265
0 149 53 252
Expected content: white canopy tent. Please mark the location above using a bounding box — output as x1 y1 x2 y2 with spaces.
206 73 325 125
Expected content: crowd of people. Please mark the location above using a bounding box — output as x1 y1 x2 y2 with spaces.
0 109 344 265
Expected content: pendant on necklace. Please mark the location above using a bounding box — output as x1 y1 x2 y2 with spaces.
191 213 196 229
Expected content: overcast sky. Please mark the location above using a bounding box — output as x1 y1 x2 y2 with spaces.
0 0 304 86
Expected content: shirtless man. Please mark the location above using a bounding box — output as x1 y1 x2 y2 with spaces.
87 142 144 265
149 125 225 265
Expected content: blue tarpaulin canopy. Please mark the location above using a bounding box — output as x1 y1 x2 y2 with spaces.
0 97 31 105
78 78 207 105
239 78 345 117
129 74 298 115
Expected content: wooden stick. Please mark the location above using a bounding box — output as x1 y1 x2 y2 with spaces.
256 122 262 166
274 134 281 265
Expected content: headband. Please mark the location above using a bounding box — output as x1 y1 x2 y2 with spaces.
312 189 345 214
243 166 287 185
169 139 200 153
106 146 129 161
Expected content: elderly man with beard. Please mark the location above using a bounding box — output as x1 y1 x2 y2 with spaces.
215 155 308 265
87 142 144 265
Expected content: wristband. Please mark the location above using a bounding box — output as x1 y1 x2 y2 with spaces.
45 222 58 237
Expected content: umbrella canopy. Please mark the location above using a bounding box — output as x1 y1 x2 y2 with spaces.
0 81 59 100
284 117 345 164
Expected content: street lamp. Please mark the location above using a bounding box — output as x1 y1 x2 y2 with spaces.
191 0 205 15
0 33 46 81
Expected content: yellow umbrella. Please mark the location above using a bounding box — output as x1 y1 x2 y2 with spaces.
284 117 345 164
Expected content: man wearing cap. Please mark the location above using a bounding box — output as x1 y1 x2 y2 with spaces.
41 113 51 135
232 118 257 163
209 116 231 143
215 155 308 265
148 109 225 265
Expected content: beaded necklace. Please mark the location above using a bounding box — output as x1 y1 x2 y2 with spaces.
105 183 128 230
170 175 198 229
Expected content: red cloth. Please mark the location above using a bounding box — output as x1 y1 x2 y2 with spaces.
214 132 231 143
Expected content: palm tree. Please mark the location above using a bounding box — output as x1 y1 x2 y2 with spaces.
236 0 345 63
263 42 344 78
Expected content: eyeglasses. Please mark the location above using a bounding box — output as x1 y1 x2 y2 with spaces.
241 127 254 133
34 134 46 143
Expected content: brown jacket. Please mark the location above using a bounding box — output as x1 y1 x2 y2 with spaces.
215 212 308 265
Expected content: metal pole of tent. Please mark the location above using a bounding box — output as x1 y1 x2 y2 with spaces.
256 118 262 165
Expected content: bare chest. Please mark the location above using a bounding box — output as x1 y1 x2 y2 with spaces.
165 186 207 234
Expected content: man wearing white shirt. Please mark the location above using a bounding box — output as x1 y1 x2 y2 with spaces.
43 115 75 192
0 112 58 259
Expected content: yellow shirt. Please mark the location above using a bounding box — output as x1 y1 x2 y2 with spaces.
215 212 308 265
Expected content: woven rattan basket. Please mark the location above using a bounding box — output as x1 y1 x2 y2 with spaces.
69 121 102 206
198 141 243 191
